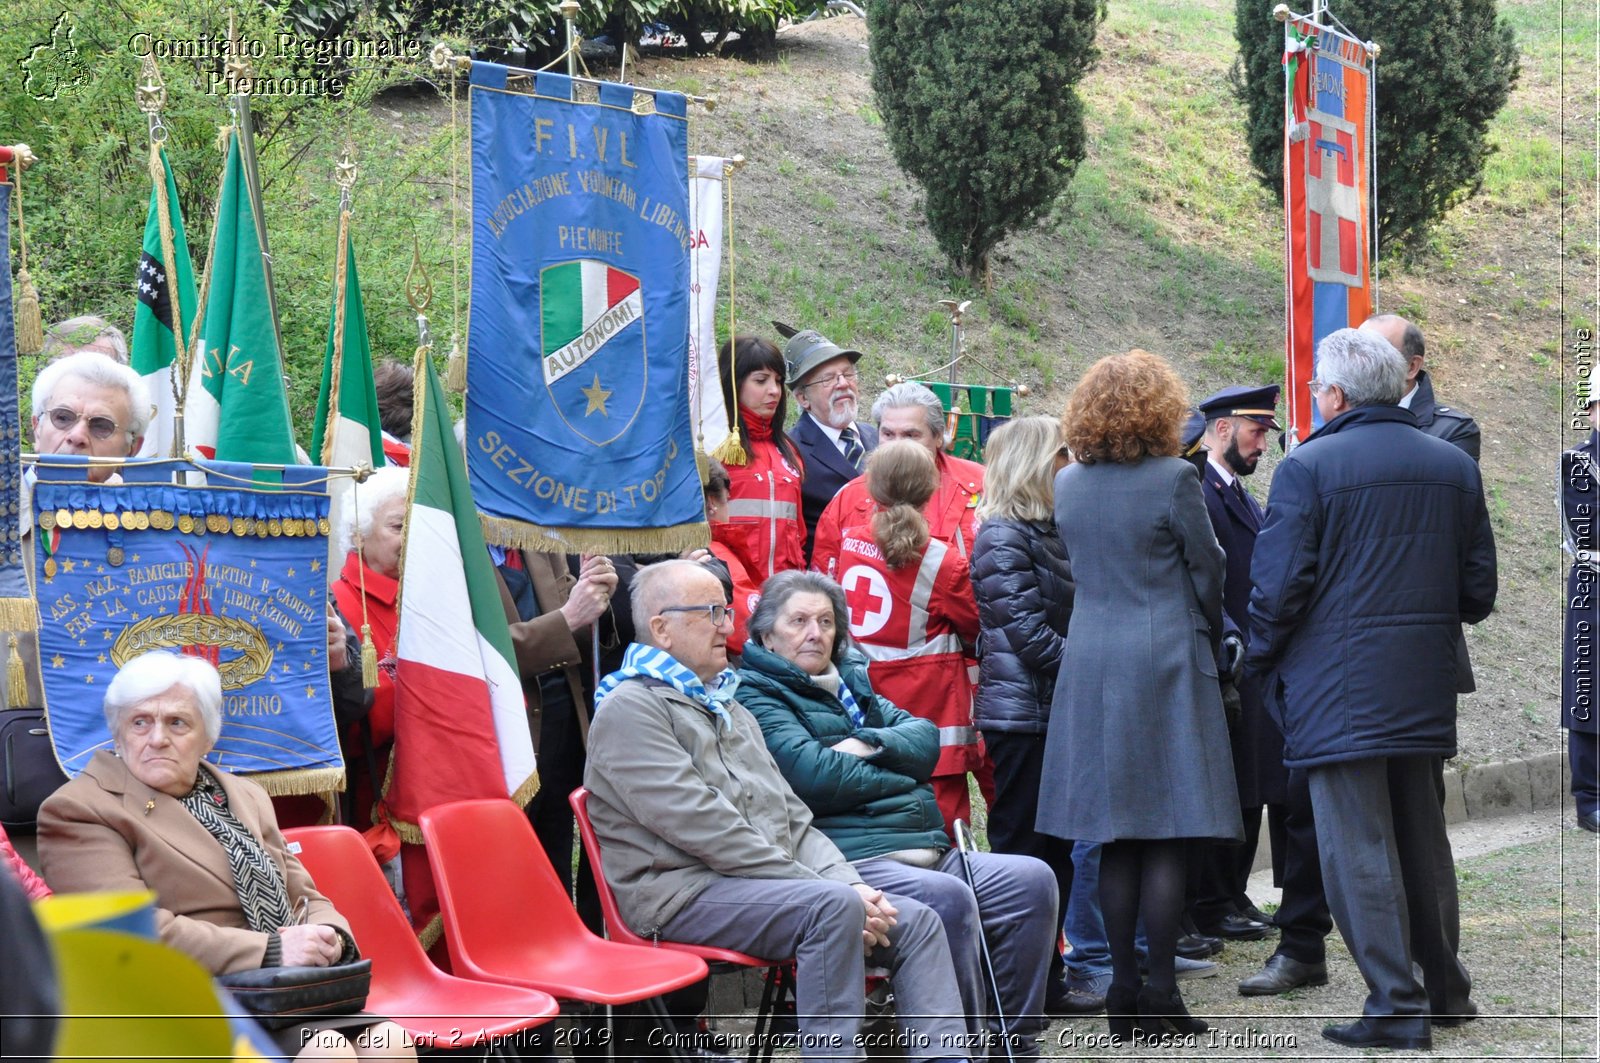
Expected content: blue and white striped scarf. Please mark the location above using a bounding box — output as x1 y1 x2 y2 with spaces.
594 642 741 729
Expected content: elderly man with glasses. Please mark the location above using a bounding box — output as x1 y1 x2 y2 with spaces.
584 559 976 1063
782 329 879 561
5 353 151 715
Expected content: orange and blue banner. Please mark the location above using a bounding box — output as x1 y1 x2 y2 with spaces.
1283 11 1377 441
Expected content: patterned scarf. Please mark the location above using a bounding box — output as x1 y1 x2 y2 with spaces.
180 771 294 935
809 665 866 729
595 642 741 729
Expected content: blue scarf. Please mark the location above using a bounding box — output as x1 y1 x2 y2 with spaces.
595 642 741 729
830 671 867 729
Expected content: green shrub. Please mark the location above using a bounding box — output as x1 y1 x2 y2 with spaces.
1232 0 1519 256
865 0 1105 282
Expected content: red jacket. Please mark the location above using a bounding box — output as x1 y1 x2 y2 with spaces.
724 437 806 580
709 523 761 656
835 525 981 775
330 552 398 748
811 451 984 580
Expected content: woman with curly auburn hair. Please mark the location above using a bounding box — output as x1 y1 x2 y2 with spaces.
1036 350 1240 1042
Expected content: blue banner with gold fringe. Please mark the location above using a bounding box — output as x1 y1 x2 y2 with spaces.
465 64 706 555
0 182 32 636
33 457 342 795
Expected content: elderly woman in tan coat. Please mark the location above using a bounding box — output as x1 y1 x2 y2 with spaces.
38 651 415 1060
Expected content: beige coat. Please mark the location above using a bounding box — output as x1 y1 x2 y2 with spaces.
38 750 351 974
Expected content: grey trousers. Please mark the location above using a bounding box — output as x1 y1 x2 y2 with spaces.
856 850 1057 1055
1308 756 1473 1036
661 875 971 1063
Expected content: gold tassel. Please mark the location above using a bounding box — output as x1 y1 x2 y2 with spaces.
13 268 42 355
444 336 466 392
711 426 747 466
360 622 378 690
6 635 26 707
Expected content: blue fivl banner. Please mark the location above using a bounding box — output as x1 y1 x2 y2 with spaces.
466 64 707 555
0 182 32 640
33 457 343 795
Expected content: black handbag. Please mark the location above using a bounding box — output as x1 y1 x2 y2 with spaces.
0 708 68 832
218 960 372 1029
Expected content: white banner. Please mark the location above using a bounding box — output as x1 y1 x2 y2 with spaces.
688 155 731 456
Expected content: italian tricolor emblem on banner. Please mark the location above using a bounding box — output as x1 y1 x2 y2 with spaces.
540 259 642 385
386 348 536 930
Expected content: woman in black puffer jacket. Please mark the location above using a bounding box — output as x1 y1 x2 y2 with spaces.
971 416 1077 994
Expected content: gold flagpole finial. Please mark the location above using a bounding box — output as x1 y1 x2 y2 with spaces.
405 237 432 316
226 10 253 88
334 142 358 213
136 54 167 116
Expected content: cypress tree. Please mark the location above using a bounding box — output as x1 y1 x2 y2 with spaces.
1233 0 1518 254
867 0 1106 283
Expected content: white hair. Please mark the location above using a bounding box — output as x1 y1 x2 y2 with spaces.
340 464 410 557
32 351 153 442
630 559 717 646
103 650 225 744
872 381 947 443
1316 328 1408 408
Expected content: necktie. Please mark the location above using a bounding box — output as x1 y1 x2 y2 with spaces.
839 426 864 472
1234 478 1260 531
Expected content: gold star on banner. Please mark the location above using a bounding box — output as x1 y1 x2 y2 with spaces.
275 641 285 652
281 663 291 674
61 559 76 574
50 654 64 669
102 629 112 640
581 374 613 416
249 559 257 568
158 606 168 614
303 661 312 670
132 612 142 622
305 685 316 698
286 567 296 578
85 675 94 684
96 564 105 574
77 638 87 647
96 653 106 664
131 554 141 563
310 559 322 574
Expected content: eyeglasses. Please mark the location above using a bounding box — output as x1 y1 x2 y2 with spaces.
46 406 122 440
659 603 733 626
798 370 859 391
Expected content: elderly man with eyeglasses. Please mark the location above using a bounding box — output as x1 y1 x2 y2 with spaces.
782 329 879 561
4 353 151 715
584 559 977 1063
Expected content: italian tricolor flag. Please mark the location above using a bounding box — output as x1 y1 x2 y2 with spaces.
386 349 536 932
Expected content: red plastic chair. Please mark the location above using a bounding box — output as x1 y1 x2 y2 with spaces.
283 825 559 1055
570 787 792 1063
417 799 709 1052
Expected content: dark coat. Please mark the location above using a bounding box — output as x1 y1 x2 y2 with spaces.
790 412 878 560
1409 370 1481 462
1200 462 1285 806
1562 431 1600 736
970 517 1074 735
736 643 948 862
1036 457 1242 844
1245 405 1498 769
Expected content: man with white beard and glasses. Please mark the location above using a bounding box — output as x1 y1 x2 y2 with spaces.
783 328 879 561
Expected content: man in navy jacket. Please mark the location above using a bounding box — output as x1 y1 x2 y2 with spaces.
782 328 879 560
1246 328 1497 1052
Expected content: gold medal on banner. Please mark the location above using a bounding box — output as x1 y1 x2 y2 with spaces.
86 511 103 530
254 520 268 538
103 513 120 531
151 511 173 530
268 518 281 537
318 517 332 536
133 512 150 530
55 508 71 528
208 514 228 534
38 511 55 531
106 546 124 567
178 514 195 534
232 517 249 536
71 511 89 530
44 557 56 580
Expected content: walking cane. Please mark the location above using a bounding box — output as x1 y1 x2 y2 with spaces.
952 819 1016 1063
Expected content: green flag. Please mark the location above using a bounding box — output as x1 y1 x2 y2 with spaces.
130 145 198 458
183 126 297 465
310 216 384 469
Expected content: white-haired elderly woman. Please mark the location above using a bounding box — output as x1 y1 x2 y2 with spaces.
38 651 415 1061
329 465 409 826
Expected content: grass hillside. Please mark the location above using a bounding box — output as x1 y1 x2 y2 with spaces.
619 0 1584 765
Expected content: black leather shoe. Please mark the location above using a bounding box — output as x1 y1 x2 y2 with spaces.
1241 904 1277 927
1176 932 1224 959
1201 912 1277 941
1321 1019 1432 1051
1579 808 1600 833
1238 953 1329 996
1432 1001 1479 1028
